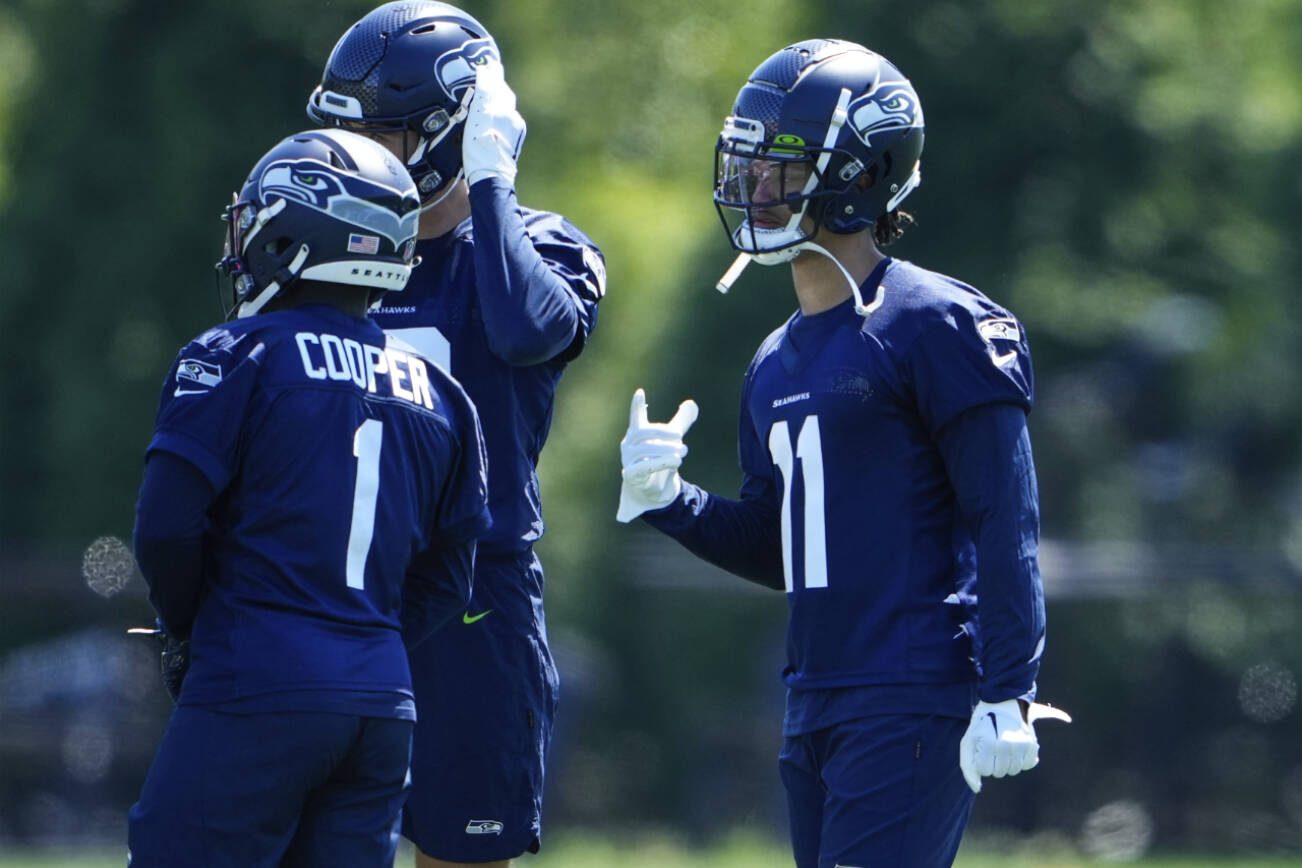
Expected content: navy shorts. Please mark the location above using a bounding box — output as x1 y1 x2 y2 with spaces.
402 551 558 862
779 714 975 868
127 707 412 868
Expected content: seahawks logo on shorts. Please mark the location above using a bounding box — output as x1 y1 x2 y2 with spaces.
465 819 504 836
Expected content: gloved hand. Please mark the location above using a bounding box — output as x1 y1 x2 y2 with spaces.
959 699 1071 793
462 58 526 186
128 622 192 703
617 388 699 523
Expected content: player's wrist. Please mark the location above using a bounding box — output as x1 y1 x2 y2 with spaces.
465 168 516 187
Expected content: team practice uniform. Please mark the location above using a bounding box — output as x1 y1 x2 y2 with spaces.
128 305 490 867
371 177 604 860
643 259 1045 867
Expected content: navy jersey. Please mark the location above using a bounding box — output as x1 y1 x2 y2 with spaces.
144 304 490 714
646 259 1045 725
371 178 604 555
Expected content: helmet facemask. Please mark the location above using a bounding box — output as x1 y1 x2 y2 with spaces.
217 198 309 319
712 40 926 286
307 85 476 205
713 88 857 266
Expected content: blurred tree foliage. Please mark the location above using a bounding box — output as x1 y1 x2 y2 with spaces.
1 0 1300 851
4 0 1299 579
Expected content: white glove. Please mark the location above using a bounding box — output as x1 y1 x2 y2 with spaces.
462 58 526 186
959 699 1072 794
617 388 699 523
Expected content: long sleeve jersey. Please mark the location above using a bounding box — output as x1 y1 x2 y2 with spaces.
645 258 1046 733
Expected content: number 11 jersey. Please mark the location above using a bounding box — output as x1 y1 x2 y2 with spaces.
737 259 1036 714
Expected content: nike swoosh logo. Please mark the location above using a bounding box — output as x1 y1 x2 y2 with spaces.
462 609 493 625
989 350 1017 368
173 388 208 397
986 712 999 736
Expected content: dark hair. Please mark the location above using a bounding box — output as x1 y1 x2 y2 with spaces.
873 209 914 246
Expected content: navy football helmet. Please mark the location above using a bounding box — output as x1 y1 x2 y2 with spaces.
217 128 421 319
714 39 924 264
306 1 498 200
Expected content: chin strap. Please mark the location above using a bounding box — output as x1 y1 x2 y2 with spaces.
715 253 752 293
799 241 885 316
714 242 884 317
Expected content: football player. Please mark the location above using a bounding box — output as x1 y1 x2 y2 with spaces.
618 40 1068 868
127 128 490 868
306 3 605 865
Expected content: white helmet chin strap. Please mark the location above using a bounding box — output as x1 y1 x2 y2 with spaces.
715 240 882 316
794 241 884 316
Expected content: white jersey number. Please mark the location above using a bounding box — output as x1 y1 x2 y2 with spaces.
347 324 451 590
385 326 452 373
346 419 384 590
768 415 828 592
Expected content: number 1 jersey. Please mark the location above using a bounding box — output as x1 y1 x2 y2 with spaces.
145 304 490 716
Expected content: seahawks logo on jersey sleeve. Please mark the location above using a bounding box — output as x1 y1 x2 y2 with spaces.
977 316 1021 368
174 358 223 397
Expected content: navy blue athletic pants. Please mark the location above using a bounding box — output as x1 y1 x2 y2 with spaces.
128 707 412 867
780 714 975 868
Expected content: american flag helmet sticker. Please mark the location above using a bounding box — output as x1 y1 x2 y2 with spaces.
348 233 381 254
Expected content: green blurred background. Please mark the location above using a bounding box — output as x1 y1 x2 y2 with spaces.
1 0 1301 862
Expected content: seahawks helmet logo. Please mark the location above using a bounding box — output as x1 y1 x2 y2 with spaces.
258 159 419 248
848 84 923 145
434 37 499 101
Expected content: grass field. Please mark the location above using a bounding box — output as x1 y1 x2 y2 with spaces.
2 832 1299 868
